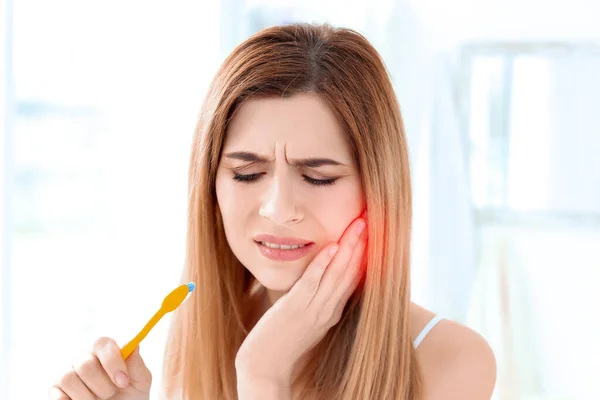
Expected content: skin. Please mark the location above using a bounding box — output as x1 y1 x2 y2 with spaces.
411 305 498 400
215 93 366 306
48 93 496 400
48 341 151 400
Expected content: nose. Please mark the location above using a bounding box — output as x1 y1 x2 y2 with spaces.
259 174 304 225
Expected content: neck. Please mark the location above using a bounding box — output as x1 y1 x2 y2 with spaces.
245 284 288 329
265 288 287 306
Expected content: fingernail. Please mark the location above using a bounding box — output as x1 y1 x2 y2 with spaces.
328 245 339 257
115 371 129 388
355 220 366 236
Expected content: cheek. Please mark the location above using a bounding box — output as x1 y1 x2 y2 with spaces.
215 173 258 237
215 173 241 233
308 180 365 242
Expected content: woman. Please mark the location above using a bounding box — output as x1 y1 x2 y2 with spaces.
49 23 496 400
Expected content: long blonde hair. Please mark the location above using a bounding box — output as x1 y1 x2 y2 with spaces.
162 23 422 399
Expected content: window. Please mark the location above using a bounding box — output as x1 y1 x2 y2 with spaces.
462 43 600 400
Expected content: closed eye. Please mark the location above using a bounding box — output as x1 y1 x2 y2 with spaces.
232 172 338 186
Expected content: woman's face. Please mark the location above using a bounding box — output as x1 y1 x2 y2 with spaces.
215 93 365 298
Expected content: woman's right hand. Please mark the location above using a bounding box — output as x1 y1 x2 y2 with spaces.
48 337 152 400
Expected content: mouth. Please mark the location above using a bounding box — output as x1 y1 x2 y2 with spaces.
255 241 310 250
254 240 315 262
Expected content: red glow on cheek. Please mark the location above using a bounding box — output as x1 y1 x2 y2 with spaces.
359 210 371 279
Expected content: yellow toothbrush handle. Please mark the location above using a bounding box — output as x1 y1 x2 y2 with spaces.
121 309 164 359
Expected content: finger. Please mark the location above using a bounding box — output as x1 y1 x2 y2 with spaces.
333 227 367 303
316 218 366 300
93 337 131 389
125 347 153 391
55 368 96 400
290 242 339 307
48 386 70 400
73 351 117 399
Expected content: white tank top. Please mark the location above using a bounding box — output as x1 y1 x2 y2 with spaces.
413 315 443 348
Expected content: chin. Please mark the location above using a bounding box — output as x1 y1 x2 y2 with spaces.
247 261 304 292
254 273 297 292
259 283 293 295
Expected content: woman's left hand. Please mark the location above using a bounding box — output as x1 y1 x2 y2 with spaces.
235 214 368 393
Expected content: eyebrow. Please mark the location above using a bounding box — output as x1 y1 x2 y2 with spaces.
224 151 347 167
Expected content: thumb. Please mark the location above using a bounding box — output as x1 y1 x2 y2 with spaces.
124 346 153 391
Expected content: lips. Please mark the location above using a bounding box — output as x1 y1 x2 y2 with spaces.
253 234 314 262
255 240 314 262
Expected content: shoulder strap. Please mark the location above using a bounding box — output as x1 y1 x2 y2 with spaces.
413 315 443 348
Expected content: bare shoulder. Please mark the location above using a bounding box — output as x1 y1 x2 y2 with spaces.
410 303 497 400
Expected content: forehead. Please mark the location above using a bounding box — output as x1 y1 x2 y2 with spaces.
224 93 353 162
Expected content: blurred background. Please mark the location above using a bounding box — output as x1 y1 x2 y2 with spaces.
1 0 599 399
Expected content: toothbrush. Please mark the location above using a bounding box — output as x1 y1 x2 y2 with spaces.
120 282 196 359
